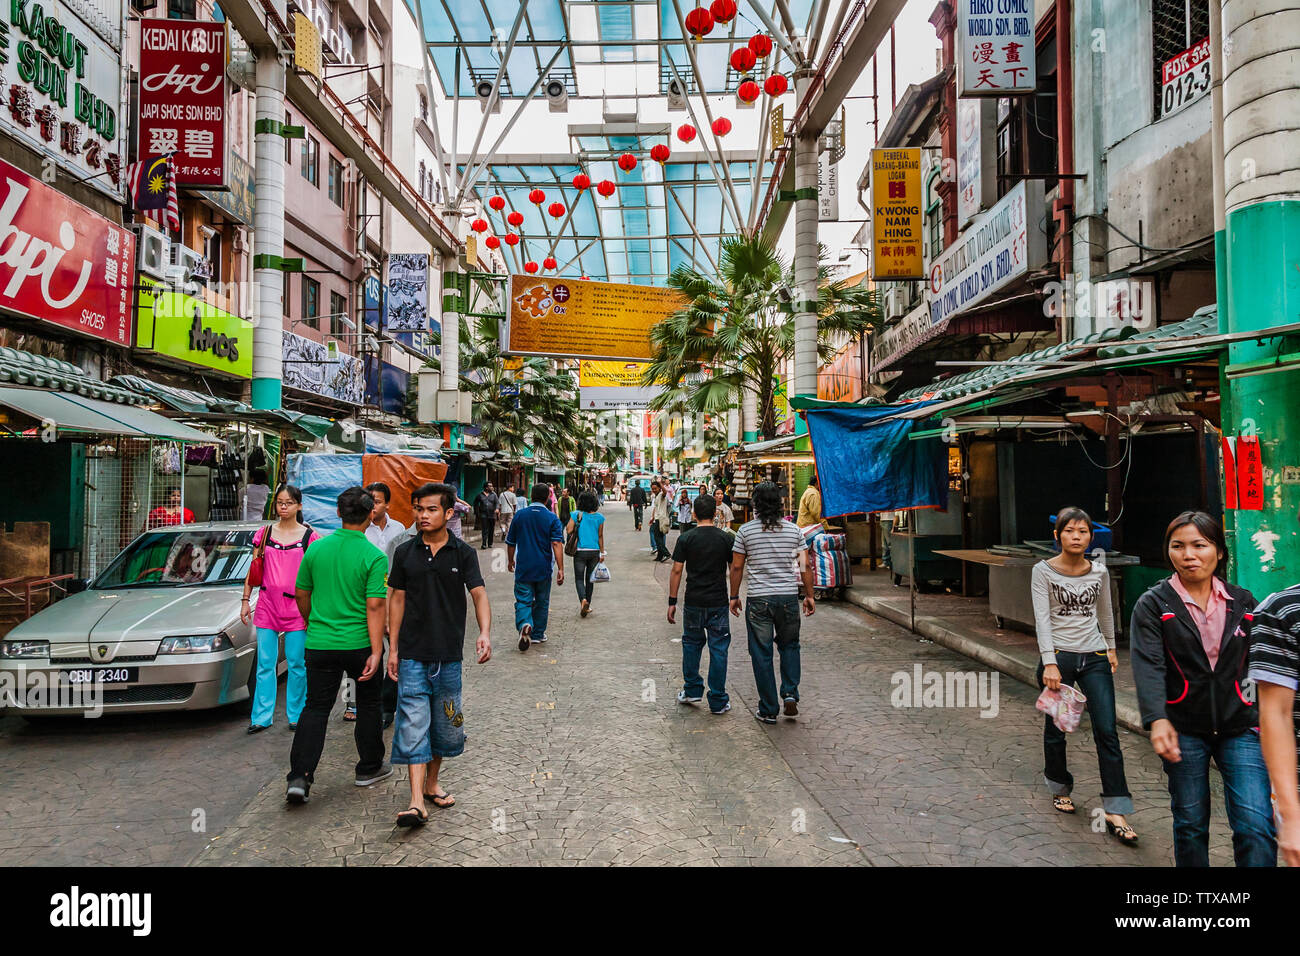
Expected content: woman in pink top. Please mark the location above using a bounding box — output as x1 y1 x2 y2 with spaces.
240 485 319 733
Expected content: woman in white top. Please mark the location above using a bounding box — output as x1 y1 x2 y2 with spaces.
1032 506 1136 846
242 468 271 521
713 487 734 530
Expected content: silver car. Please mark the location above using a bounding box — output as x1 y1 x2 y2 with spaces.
0 522 284 716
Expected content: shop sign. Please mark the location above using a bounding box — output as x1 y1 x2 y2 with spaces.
869 301 935 373
195 150 254 225
134 276 252 378
0 155 134 343
1160 36 1210 119
957 0 1036 96
818 155 838 222
870 148 924 280
282 329 363 405
505 275 683 361
363 274 385 329
0 0 126 198
928 180 1045 328
137 20 228 188
957 98 996 228
579 360 659 409
386 252 429 332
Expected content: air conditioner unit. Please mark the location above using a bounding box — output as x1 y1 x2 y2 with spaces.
131 223 170 281
544 77 568 113
475 78 501 114
886 287 908 318
666 79 686 112
166 242 206 295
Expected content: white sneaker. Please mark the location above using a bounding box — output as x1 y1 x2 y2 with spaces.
677 690 702 705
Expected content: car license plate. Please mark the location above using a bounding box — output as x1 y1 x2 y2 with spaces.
59 667 139 685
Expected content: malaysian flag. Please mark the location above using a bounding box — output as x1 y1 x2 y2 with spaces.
127 154 180 232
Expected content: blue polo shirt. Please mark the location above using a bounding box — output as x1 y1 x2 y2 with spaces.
506 502 563 582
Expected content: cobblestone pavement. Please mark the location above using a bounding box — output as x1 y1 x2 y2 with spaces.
2 504 1238 866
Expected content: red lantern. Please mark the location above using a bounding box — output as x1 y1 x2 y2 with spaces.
485 235 500 250
505 232 519 246
748 33 772 58
528 188 545 205
471 218 488 233
684 6 714 39
737 79 761 103
710 0 737 24
764 73 788 97
543 256 558 271
730 47 756 74
617 152 638 172
711 117 732 137
507 210 524 227
677 123 697 143
488 196 505 211
596 179 616 198
572 173 590 191
650 143 671 165
524 261 539 274
548 202 565 219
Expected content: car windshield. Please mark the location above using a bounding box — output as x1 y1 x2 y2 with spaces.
93 529 256 589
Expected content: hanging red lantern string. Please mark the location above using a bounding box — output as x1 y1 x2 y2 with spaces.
711 117 732 137
737 79 761 103
528 188 546 205
504 233 519 246
748 34 772 58
617 152 638 173
470 218 488 233
650 143 671 165
676 123 697 143
548 202 565 219
764 73 788 97
596 179 616 198
572 173 591 191
729 47 756 73
684 6 714 40
709 0 737 24
485 235 500 250
524 261 539 274
507 210 524 227
543 256 558 271
488 196 505 211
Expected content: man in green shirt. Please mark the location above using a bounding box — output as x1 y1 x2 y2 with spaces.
287 487 392 803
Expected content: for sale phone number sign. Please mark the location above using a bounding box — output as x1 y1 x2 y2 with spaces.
1161 36 1211 119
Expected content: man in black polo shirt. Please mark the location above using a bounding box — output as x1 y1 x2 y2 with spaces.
387 481 492 827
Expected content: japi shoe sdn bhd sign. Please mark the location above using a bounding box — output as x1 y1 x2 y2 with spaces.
137 20 228 188
956 0 1036 96
0 0 128 198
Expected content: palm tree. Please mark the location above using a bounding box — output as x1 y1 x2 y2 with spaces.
643 235 882 440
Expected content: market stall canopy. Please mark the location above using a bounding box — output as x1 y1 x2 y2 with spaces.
111 375 334 440
0 347 146 405
0 386 220 443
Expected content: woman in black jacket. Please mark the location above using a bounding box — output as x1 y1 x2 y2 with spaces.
1130 511 1276 867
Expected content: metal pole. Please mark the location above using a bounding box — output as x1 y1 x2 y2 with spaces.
667 186 722 273
252 52 286 410
413 0 451 202
664 57 745 232
741 0 805 68
747 89 774 231
791 69 820 402
454 0 531 202
450 46 460 198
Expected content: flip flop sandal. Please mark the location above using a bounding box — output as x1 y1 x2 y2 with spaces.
342 708 357 722
396 806 428 828
1053 796 1076 814
1106 819 1140 846
426 791 455 809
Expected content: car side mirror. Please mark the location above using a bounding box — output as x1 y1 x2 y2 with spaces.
65 578 89 594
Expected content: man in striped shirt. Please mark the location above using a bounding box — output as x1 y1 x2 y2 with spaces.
1248 575 1300 867
730 482 815 724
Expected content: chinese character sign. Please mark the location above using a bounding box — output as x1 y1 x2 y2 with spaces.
957 0 1036 96
138 21 228 188
1236 435 1264 511
870 148 924 280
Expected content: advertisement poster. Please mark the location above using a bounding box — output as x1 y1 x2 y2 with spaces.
956 0 1036 96
0 156 134 344
282 330 363 405
137 20 228 188
386 253 429 332
1160 36 1211 118
870 148 924 280
957 98 996 228
505 275 683 361
579 360 660 409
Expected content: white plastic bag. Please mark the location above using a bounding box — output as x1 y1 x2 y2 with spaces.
593 561 611 583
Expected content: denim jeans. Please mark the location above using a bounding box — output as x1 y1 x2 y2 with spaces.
1163 730 1277 867
632 504 644 529
650 522 670 559
288 646 385 783
682 605 730 711
745 595 801 717
1035 650 1133 815
251 627 305 728
573 550 599 603
514 577 552 641
391 659 465 764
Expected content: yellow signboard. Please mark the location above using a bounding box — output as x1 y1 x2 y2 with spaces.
770 104 785 150
502 356 524 371
505 276 684 361
294 14 322 80
465 234 478 269
578 360 647 387
870 147 924 280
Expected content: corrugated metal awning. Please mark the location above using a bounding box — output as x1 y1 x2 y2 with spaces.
0 387 219 443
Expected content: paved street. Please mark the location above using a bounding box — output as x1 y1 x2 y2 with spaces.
1 504 1237 866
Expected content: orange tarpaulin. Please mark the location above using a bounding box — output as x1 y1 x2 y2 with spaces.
361 455 449 528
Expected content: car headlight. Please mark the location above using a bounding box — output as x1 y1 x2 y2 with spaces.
0 640 49 659
158 633 233 654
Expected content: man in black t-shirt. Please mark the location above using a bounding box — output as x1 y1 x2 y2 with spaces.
668 494 733 714
387 481 492 827
628 483 648 530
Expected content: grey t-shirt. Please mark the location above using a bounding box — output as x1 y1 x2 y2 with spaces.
733 519 807 597
1031 559 1116 666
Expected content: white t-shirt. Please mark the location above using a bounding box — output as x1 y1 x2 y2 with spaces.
364 515 408 553
499 490 517 514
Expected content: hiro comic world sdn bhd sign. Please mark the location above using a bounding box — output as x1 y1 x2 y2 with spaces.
137 20 228 188
957 0 1036 96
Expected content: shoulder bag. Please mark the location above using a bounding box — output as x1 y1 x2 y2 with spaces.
565 513 582 557
247 524 272 589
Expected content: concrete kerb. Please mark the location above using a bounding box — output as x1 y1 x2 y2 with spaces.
843 590 1148 736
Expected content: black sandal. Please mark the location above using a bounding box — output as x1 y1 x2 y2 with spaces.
396 806 428 828
1105 817 1139 846
1053 796 1076 814
426 790 455 809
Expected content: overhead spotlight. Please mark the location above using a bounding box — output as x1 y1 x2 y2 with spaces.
475 78 501 114
666 78 686 112
545 77 568 113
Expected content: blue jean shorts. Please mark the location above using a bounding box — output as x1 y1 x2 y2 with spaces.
391 659 465 764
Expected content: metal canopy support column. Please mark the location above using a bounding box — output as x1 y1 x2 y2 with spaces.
413 0 450 202
252 53 287 410
664 57 744 232
747 93 773 231
791 68 820 404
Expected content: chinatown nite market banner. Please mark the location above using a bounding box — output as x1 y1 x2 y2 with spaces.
0 155 134 343
579 360 660 409
0 0 128 198
137 20 228 188
505 275 683 361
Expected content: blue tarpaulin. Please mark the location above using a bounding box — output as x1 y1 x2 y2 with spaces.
286 454 364 530
805 403 948 517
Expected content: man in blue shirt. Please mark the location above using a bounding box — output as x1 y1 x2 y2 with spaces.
506 483 565 652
